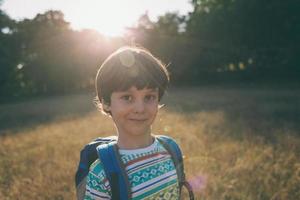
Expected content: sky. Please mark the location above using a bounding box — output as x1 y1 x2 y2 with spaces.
1 0 193 36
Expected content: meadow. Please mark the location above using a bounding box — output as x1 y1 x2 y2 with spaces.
0 87 299 200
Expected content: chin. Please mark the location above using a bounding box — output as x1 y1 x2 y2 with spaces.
128 127 151 136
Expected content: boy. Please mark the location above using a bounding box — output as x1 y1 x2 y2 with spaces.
79 46 192 200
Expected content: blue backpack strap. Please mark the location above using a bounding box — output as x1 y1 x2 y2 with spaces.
156 135 194 200
96 142 131 200
75 136 117 200
75 136 117 187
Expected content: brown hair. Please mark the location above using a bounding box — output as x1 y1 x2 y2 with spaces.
95 46 169 114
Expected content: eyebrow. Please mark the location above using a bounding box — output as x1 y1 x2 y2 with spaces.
117 88 158 94
145 88 158 92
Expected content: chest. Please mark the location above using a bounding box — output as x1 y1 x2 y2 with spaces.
121 151 180 199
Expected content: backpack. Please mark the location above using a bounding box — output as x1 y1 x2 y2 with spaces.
75 135 194 200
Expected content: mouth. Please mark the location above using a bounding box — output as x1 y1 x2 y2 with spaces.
129 118 148 122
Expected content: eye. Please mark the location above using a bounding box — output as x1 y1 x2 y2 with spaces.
145 94 157 102
121 95 132 101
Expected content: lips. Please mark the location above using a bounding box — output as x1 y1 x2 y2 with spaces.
129 118 147 122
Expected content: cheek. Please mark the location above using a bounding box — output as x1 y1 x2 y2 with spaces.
110 103 126 118
148 104 159 115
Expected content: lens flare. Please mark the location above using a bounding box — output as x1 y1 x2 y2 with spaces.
188 174 207 193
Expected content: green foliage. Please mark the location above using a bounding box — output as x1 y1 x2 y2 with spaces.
0 1 299 98
15 10 72 94
0 10 123 97
186 0 300 76
155 12 185 36
188 0 300 46
0 6 20 96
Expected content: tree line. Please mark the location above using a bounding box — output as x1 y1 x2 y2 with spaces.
0 0 299 98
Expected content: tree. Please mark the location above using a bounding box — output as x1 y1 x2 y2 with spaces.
187 0 300 49
185 0 300 82
155 12 185 36
0 0 20 96
15 10 72 94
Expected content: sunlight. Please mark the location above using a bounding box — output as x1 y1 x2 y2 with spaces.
68 1 137 36
2 0 193 37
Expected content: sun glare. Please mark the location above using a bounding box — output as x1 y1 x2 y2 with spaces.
68 1 137 37
3 0 193 37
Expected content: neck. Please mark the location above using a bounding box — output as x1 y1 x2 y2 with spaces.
117 132 154 150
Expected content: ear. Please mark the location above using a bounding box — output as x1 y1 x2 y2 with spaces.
102 99 111 111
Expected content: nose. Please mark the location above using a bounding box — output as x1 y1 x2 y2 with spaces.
133 99 145 113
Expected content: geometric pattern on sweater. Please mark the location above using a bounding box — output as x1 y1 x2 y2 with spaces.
84 138 179 200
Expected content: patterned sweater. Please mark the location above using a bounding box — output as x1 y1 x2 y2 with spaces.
84 138 179 200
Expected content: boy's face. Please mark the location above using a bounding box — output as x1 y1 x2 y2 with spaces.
106 86 159 138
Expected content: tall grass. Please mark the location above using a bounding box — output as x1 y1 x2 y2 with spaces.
0 88 299 199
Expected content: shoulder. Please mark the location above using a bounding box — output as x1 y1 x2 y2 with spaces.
155 135 183 163
86 159 111 198
156 135 179 143
88 159 106 179
156 135 182 150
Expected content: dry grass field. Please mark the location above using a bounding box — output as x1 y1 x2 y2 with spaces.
0 87 299 200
